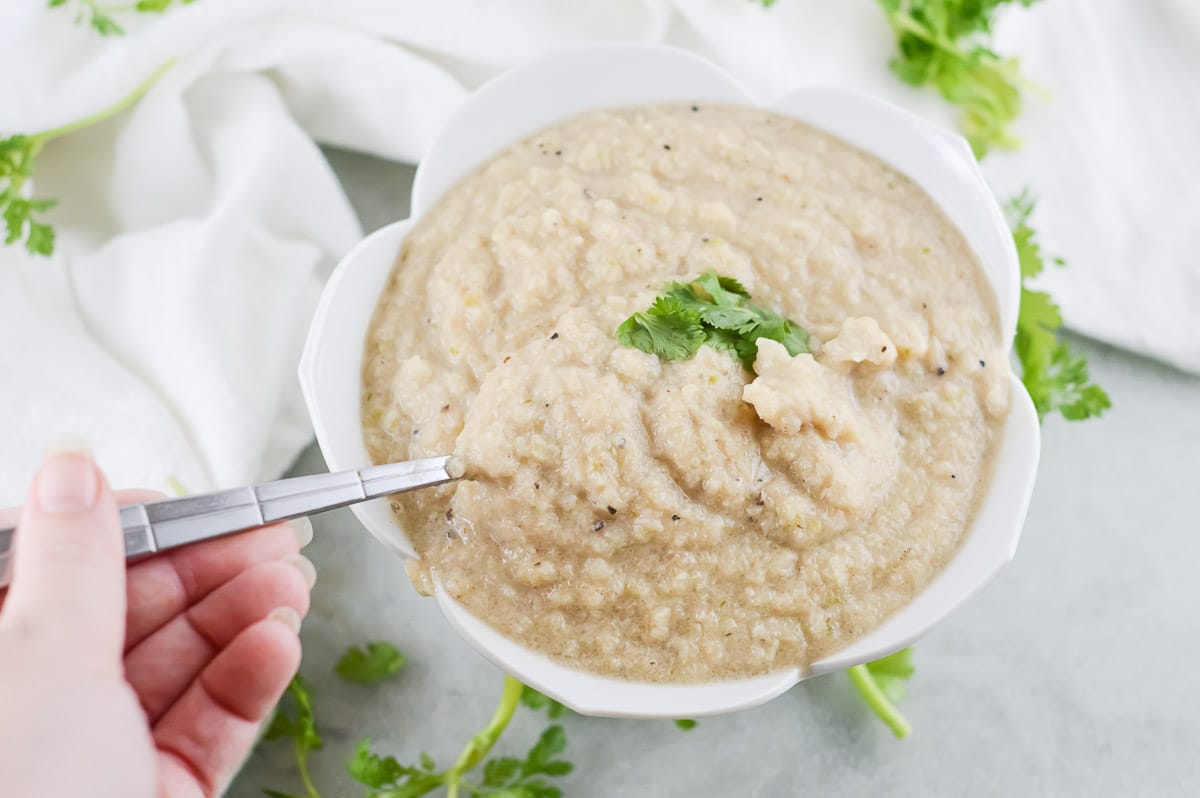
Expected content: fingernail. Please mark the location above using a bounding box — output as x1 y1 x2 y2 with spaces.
291 516 314 549
37 444 98 514
45 435 93 458
267 606 302 634
282 553 317 589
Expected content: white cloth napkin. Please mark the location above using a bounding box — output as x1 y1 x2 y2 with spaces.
1 0 1195 504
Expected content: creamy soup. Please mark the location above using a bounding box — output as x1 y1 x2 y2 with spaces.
362 104 1011 682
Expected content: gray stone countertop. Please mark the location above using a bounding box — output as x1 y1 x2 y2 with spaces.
228 149 1200 798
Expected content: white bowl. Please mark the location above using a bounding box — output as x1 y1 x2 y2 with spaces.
299 43 1041 719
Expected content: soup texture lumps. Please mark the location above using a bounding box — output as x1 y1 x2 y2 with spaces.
362 105 1011 682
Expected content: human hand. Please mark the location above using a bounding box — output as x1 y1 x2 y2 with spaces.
0 443 316 798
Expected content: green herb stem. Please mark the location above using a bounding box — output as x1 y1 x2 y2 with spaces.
847 664 912 739
29 59 174 143
295 748 319 798
445 676 525 797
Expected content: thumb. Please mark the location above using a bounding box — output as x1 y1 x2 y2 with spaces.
0 441 125 667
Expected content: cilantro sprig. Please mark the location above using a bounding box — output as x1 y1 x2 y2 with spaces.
348 678 571 798
1007 191 1111 420
336 642 407 685
48 0 196 36
263 676 324 798
876 0 1044 156
1 60 173 257
265 658 572 798
616 271 808 366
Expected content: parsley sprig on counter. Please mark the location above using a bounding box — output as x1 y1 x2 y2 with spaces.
876 0 1045 156
1008 191 1111 420
265 653 573 798
616 271 809 366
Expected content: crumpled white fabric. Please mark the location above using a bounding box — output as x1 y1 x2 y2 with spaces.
0 0 1194 503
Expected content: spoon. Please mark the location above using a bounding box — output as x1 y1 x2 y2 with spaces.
0 455 462 589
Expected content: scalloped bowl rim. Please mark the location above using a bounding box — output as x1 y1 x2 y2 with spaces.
299 43 1041 719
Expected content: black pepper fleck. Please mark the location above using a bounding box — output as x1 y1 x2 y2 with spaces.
550 332 559 340
691 105 699 112
445 508 454 521
671 514 680 522
951 474 957 479
937 367 946 376
607 506 617 515
663 144 671 151
534 482 540 490
882 346 888 352
441 404 450 412
412 428 420 436
544 403 550 408
592 520 606 532
756 196 763 202
979 359 986 367
702 237 709 243
554 149 562 156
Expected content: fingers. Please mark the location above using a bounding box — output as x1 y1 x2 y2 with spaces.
124 519 307 650
154 613 302 798
126 557 313 722
0 488 162 615
0 446 125 668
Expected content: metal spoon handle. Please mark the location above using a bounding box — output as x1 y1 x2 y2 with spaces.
0 456 460 588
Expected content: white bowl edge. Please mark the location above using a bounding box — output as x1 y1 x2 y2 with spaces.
299 43 1042 718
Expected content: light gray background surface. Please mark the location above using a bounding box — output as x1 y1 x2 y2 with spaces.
229 149 1200 798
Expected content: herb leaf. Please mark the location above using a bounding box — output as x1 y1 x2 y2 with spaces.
875 0 1044 156
673 719 698 730
335 641 407 685
518 686 568 719
50 0 195 34
615 295 707 361
1007 191 1111 421
617 272 808 367
0 136 57 256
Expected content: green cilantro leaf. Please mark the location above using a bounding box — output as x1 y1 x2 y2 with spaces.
1007 192 1111 421
335 641 407 685
518 686 568 719
847 647 915 738
674 719 698 730
346 738 420 788
616 272 808 367
520 725 568 778
615 294 707 361
0 136 58 256
874 0 1044 156
482 756 523 787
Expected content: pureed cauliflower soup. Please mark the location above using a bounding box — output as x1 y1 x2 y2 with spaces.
362 104 1011 682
